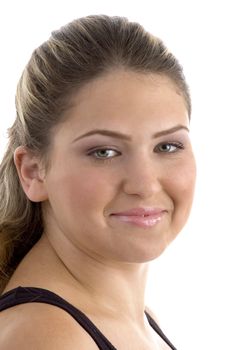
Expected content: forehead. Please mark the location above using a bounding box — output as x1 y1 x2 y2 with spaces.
58 70 189 137
70 70 184 107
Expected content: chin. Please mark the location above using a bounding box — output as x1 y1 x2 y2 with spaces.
116 244 168 264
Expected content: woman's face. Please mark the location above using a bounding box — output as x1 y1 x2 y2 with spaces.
42 71 196 263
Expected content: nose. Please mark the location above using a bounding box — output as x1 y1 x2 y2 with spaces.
122 156 162 199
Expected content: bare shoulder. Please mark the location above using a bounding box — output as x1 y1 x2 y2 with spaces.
0 302 98 349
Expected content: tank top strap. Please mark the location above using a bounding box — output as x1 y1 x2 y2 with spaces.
0 286 116 350
0 286 177 349
145 311 177 350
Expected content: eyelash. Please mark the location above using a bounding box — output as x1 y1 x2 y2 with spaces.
87 142 185 163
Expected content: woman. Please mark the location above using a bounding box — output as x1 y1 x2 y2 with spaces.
0 15 196 349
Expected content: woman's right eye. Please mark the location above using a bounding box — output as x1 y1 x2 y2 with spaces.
87 148 120 162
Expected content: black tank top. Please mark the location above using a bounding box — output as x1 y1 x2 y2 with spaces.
0 286 177 349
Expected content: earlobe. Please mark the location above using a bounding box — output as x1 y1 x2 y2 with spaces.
14 146 48 202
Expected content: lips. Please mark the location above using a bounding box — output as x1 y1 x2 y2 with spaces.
111 207 164 216
110 207 166 228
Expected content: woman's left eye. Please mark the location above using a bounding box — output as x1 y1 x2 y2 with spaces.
155 142 184 153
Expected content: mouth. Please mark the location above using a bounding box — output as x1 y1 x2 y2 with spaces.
110 207 166 228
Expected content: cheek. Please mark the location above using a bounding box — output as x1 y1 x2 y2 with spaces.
164 158 196 238
166 158 196 208
62 169 114 212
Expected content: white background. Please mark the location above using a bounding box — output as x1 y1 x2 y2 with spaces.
0 1 232 349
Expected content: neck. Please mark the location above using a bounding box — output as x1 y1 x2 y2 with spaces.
35 233 149 322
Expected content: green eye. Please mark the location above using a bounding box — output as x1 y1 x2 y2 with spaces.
94 149 118 158
156 142 184 153
87 148 120 162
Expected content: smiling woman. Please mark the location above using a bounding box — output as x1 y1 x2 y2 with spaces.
0 15 196 349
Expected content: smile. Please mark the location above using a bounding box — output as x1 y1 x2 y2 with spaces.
110 214 163 228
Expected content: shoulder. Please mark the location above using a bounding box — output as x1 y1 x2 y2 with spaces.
0 302 98 349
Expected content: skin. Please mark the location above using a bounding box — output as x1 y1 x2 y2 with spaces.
2 70 196 349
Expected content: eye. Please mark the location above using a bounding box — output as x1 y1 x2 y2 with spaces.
155 142 184 153
87 148 120 161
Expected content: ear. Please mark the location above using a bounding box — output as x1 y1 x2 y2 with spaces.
14 146 48 202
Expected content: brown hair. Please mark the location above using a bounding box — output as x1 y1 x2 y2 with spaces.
0 15 191 294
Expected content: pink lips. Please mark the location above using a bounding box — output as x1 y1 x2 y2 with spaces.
110 207 165 228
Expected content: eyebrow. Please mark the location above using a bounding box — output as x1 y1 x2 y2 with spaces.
72 125 189 143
